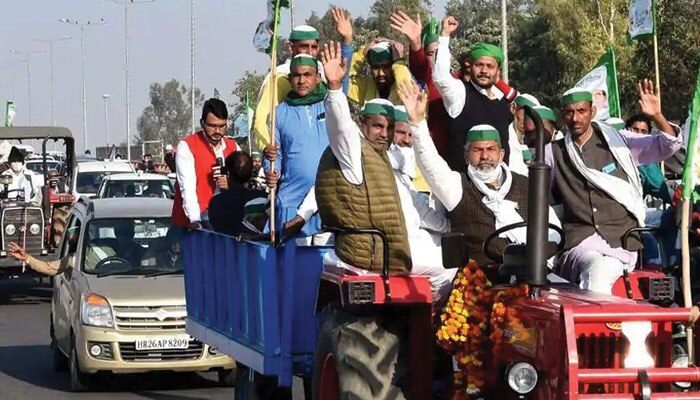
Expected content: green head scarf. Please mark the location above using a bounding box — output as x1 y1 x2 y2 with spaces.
469 43 504 65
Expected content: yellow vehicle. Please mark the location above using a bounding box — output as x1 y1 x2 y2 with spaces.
50 196 235 391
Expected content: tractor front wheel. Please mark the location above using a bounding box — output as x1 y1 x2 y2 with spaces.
312 307 407 400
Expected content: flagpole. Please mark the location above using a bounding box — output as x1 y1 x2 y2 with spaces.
268 0 283 244
245 91 252 155
653 34 661 100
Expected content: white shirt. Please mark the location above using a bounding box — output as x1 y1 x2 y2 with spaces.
432 36 504 119
508 123 530 176
325 89 364 184
175 133 228 223
2 168 37 203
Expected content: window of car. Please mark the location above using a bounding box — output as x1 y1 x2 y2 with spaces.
102 179 174 199
81 217 179 276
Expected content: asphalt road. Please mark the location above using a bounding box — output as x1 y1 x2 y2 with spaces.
0 276 235 400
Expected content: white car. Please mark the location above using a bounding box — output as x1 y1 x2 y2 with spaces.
96 173 174 199
73 161 136 199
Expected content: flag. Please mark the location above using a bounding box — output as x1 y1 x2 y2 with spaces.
628 0 655 41
682 66 700 200
213 88 221 99
574 46 621 121
4 101 16 127
252 0 290 55
232 92 255 139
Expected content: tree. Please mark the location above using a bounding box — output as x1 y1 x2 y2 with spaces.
229 71 265 117
136 79 205 147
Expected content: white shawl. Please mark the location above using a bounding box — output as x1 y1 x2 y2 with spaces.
468 164 528 244
564 122 645 227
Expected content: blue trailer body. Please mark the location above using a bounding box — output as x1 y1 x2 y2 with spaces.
182 229 331 387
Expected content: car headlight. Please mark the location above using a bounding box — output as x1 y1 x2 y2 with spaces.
5 224 15 236
29 223 40 235
80 293 114 328
507 362 538 394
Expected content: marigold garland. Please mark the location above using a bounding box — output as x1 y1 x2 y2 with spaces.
436 261 529 398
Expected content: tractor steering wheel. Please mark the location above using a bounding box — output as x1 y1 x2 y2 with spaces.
94 256 132 270
482 222 565 263
4 188 26 199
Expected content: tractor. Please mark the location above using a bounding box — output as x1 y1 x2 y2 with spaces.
0 127 76 278
182 107 700 399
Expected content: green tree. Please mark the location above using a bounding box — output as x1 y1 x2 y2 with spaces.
136 79 204 146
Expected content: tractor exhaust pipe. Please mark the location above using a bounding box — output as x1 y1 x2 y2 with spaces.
523 106 550 287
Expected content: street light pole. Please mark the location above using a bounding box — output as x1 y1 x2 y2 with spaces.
501 0 508 82
11 49 46 126
34 36 71 126
105 0 154 161
103 94 110 147
59 17 105 153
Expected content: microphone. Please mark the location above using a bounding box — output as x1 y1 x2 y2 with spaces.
213 157 225 178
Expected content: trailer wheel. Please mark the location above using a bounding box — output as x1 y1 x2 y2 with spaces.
312 307 407 400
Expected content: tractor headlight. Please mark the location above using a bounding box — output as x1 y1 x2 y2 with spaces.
672 354 692 389
5 224 16 236
29 224 40 235
80 293 114 328
507 362 538 394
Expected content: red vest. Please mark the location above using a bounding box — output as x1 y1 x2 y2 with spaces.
171 132 237 227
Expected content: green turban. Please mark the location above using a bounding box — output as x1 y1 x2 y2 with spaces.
251 151 262 160
361 99 395 119
290 54 318 70
533 106 556 122
561 87 593 106
468 43 504 65
393 105 409 123
466 124 501 144
514 93 540 109
605 117 625 130
367 42 393 65
289 25 320 41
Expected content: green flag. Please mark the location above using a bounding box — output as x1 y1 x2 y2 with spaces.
252 0 290 55
628 0 656 41
4 101 16 127
682 66 700 199
574 46 621 121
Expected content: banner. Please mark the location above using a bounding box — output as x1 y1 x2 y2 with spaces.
574 46 621 121
252 0 290 55
628 0 655 41
682 66 700 200
5 101 16 127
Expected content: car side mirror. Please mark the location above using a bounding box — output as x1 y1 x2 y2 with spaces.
441 232 468 269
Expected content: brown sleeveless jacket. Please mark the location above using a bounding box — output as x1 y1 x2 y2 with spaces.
316 140 412 272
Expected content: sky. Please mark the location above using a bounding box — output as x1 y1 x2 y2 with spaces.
0 0 448 153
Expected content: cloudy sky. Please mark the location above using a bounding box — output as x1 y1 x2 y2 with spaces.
0 0 448 152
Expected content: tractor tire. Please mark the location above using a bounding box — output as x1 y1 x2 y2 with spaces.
312 307 407 400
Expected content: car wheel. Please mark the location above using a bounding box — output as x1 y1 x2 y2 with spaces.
218 368 236 387
69 339 93 392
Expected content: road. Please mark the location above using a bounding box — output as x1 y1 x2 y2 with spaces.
0 277 234 400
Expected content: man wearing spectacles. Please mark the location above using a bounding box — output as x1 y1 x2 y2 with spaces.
172 98 238 230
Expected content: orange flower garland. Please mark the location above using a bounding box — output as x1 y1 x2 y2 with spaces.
437 261 529 398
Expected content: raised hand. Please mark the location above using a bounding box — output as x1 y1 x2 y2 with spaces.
331 6 353 44
441 16 459 37
397 79 428 124
638 78 661 118
8 242 28 262
390 11 422 51
321 41 348 90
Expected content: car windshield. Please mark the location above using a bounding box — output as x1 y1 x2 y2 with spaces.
76 171 117 194
102 179 174 199
82 217 180 275
25 161 60 173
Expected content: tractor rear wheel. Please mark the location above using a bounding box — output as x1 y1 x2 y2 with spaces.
312 307 407 400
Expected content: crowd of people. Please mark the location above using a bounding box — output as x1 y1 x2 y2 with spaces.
168 9 691 302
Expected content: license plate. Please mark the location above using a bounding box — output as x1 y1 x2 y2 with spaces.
135 335 190 351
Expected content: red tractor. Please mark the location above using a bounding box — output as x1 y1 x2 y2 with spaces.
311 107 700 399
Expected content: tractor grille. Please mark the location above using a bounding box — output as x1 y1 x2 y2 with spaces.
118 340 203 362
113 305 187 331
576 332 666 394
2 207 44 253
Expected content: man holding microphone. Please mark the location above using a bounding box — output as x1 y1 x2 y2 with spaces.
171 98 238 229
